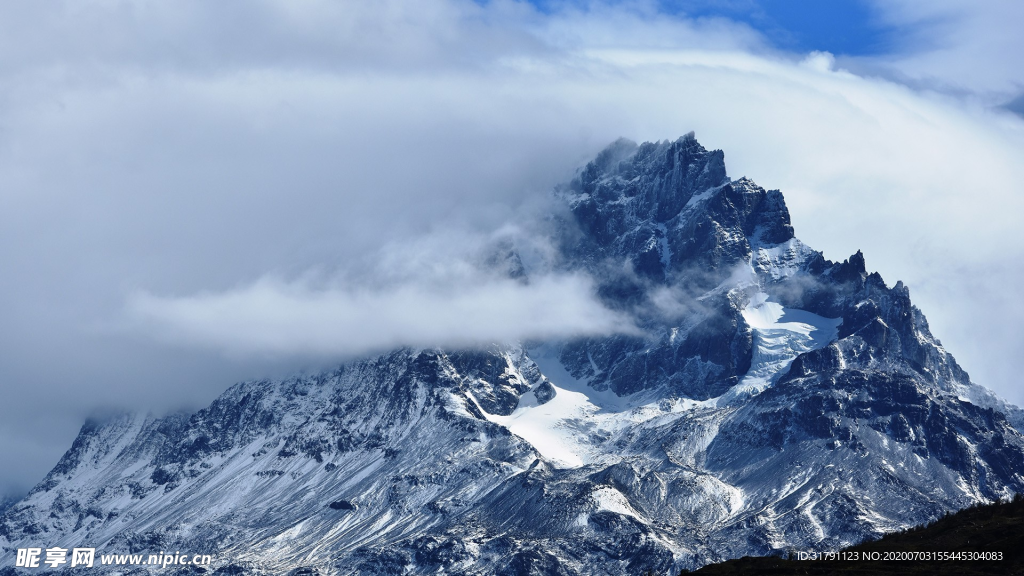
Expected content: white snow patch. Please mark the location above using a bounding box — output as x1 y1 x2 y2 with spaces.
481 345 710 468
752 238 814 280
271 520 306 543
719 293 841 404
590 486 639 519
683 183 726 211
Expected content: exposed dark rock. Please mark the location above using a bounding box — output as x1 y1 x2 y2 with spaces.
328 500 357 511
534 381 556 405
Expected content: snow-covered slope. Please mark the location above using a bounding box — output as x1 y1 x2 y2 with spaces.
3 135 1023 575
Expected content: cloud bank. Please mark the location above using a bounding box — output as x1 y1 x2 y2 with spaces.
1 0 1023 497
128 273 635 357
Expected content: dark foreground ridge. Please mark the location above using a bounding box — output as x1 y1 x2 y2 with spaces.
690 495 1024 575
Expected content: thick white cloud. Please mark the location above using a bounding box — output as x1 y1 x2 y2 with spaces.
124 225 638 355
1 0 1023 496
127 273 636 357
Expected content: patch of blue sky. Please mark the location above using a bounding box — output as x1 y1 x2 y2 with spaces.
510 0 904 57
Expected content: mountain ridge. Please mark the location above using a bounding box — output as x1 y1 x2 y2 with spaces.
2 135 1022 575
690 494 1024 575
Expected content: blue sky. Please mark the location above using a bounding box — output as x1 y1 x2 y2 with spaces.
522 0 899 56
681 0 894 55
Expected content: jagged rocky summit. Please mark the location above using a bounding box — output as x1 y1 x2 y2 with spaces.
3 134 1023 576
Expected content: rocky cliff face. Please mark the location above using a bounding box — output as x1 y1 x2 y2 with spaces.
3 135 1022 575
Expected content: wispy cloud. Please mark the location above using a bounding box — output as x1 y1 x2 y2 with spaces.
858 0 1024 99
127 272 637 357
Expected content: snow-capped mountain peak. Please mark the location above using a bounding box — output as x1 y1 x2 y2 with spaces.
3 135 1022 575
